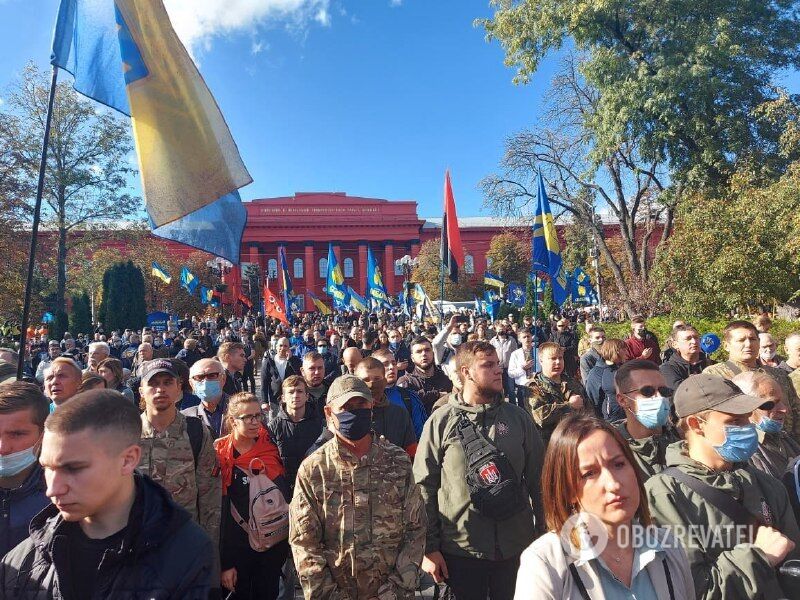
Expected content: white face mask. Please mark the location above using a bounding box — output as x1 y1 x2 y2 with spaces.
0 445 38 478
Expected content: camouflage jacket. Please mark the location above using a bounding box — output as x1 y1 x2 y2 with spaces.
289 435 426 600
527 373 586 442
704 360 800 442
138 411 221 545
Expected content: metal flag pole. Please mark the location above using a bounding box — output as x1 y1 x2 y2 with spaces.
17 65 59 380
532 273 539 376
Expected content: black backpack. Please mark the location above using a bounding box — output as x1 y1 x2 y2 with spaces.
455 411 529 521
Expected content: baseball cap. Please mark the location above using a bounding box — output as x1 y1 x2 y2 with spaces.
674 374 769 418
140 359 178 385
326 375 372 410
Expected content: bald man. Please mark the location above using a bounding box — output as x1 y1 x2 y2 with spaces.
341 347 363 376
261 336 303 413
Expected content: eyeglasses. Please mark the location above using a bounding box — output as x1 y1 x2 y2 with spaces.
234 413 261 424
192 372 222 381
622 385 673 398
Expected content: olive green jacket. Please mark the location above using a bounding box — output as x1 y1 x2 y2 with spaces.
645 442 800 599
615 420 682 479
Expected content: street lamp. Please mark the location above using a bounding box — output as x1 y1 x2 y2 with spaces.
395 255 418 311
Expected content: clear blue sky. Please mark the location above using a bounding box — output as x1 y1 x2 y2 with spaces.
0 0 563 219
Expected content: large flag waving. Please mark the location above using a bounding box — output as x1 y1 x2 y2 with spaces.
151 261 171 284
347 286 368 312
307 291 332 315
263 285 289 325
532 170 568 305
325 243 350 310
51 0 250 263
440 171 464 282
279 247 294 321
180 267 198 294
366 246 389 308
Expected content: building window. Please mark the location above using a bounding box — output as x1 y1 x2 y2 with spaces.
464 254 474 274
267 259 278 279
486 257 493 269
293 258 304 279
319 258 328 278
344 258 354 279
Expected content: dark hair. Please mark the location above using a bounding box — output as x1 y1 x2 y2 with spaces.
79 373 107 392
410 336 432 350
97 357 124 387
169 358 191 391
0 381 49 429
455 340 497 373
631 315 646 325
356 356 385 373
614 359 660 393
673 324 698 337
542 412 651 534
45 389 142 448
724 320 759 341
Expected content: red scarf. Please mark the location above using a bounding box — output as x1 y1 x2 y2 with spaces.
214 427 285 495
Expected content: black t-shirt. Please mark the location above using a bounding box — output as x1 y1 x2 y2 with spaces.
63 521 128 600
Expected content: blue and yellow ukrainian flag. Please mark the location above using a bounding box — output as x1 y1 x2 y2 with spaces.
200 286 214 304
307 292 332 315
325 243 349 310
532 170 568 305
151 261 171 284
279 248 294 320
180 266 198 295
347 287 368 312
51 0 250 263
484 271 505 288
366 246 389 308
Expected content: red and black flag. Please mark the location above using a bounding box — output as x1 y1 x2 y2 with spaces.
263 285 289 325
440 170 464 282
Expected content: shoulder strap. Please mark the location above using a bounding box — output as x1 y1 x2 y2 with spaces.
660 467 758 528
663 558 676 600
567 563 591 600
725 361 743 376
185 416 203 467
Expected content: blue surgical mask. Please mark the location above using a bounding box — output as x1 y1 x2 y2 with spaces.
194 379 222 403
633 395 670 429
0 445 38 478
333 408 372 441
713 423 759 463
318 347 329 355
757 416 783 434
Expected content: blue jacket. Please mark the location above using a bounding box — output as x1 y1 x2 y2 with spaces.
0 463 49 557
386 385 427 439
585 362 623 421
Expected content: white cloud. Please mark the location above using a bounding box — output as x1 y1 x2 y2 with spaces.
0 98 4 107
251 40 268 54
163 0 331 54
389 0 402 6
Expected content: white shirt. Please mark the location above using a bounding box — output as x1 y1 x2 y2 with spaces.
508 347 534 386
274 356 288 380
490 336 518 369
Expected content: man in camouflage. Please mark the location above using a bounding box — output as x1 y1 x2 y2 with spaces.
289 375 426 599
137 359 221 545
703 320 800 441
527 342 586 443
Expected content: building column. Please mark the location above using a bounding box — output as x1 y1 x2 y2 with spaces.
384 242 395 296
358 242 368 296
410 239 420 258
305 243 315 301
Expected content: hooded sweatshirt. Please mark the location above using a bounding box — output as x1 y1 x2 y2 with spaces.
645 441 800 600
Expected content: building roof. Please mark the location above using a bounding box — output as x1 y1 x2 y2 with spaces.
422 216 531 229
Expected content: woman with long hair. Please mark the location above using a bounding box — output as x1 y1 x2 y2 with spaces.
514 413 694 599
215 393 288 599
97 357 134 404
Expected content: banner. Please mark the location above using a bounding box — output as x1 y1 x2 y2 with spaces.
151 261 172 284
263 285 289 324
532 170 568 305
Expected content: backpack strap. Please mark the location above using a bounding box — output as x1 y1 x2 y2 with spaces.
724 361 743 376
185 415 203 468
663 558 676 600
455 411 496 465
660 467 759 531
567 563 591 600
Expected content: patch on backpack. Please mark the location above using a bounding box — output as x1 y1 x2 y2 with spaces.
479 462 501 485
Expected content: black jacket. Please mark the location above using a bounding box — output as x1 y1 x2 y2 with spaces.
267 408 323 491
659 352 710 392
0 473 214 599
397 366 452 415
0 464 49 557
260 353 303 406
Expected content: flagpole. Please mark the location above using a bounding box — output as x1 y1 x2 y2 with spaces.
17 65 58 380
532 273 539 376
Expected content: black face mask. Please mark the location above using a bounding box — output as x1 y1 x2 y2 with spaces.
333 408 372 441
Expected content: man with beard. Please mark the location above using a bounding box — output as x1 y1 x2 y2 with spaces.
397 337 453 415
579 326 606 381
301 351 329 422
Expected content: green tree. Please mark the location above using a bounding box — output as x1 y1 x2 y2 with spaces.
3 63 141 315
69 292 92 335
481 0 800 185
102 262 147 332
410 239 474 301
485 231 531 284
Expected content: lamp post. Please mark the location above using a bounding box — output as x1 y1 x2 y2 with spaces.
206 258 233 314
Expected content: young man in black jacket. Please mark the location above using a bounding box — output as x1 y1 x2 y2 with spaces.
0 389 214 599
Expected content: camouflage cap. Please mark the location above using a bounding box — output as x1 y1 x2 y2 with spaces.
140 359 178 385
327 374 372 410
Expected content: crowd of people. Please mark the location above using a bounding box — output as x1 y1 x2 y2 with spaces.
1 307 800 598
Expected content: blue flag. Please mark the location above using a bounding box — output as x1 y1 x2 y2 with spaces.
199 286 214 304
366 246 390 308
51 0 250 263
279 247 294 320
484 271 505 288
180 266 198 294
347 286 368 312
325 244 349 310
483 290 501 320
532 170 568 305
508 283 526 307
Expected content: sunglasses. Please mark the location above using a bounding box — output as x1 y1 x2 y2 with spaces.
192 372 222 381
622 385 673 398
